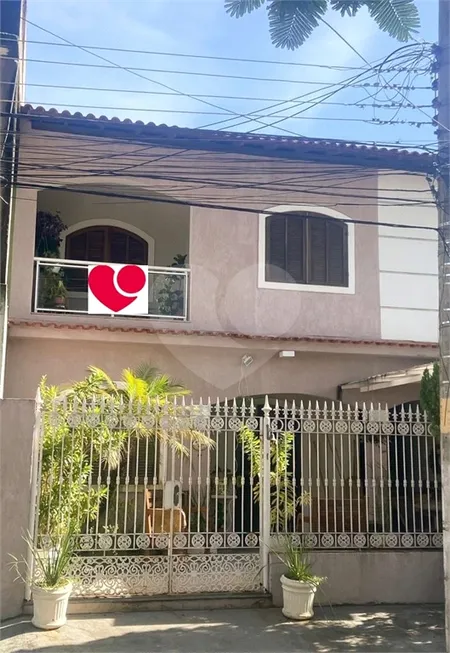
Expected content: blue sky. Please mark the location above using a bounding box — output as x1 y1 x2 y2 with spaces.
24 0 438 147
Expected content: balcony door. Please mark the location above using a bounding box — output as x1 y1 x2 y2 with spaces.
65 226 149 295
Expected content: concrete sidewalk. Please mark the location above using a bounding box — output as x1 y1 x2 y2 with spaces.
0 605 445 653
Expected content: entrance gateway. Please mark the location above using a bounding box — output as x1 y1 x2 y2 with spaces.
30 394 441 598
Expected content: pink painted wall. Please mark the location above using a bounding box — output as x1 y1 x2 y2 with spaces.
5 334 427 400
189 206 380 339
9 126 382 343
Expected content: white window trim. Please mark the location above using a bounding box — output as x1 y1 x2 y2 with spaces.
258 204 355 295
61 218 155 266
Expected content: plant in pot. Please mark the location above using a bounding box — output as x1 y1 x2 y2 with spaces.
10 530 74 630
157 254 187 317
273 538 325 621
40 269 67 309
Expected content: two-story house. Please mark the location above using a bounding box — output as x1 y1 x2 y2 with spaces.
2 104 443 609
5 104 437 405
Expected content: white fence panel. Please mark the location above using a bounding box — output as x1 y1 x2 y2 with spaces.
33 395 442 598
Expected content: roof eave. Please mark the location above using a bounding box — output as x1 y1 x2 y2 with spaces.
19 110 434 174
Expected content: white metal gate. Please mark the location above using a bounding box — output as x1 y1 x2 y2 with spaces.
31 394 264 598
30 393 442 599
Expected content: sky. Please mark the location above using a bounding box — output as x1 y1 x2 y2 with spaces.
23 0 439 148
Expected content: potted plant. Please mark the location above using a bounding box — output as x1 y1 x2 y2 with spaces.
273 538 325 621
10 530 74 630
40 270 67 309
157 254 187 317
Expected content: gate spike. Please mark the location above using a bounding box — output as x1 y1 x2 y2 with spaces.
241 396 247 417
407 404 413 421
263 395 271 414
232 397 238 416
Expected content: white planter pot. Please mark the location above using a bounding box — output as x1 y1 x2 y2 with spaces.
280 575 317 621
32 583 72 630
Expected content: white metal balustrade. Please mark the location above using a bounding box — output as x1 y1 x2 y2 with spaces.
33 257 190 320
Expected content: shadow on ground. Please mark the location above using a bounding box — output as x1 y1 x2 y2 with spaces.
0 605 445 653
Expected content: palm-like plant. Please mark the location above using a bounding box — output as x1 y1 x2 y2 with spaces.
225 0 419 49
39 365 213 535
63 364 213 456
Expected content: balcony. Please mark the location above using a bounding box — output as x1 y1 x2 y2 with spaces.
33 257 190 321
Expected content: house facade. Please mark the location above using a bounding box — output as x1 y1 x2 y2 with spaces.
1 105 443 612
5 105 438 404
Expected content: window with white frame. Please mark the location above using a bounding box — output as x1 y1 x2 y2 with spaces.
264 212 349 288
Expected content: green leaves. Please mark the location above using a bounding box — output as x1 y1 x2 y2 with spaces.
330 0 364 17
225 0 265 17
420 362 440 438
366 0 419 42
224 0 420 48
268 0 327 50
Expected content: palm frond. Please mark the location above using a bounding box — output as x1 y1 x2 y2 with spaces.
133 363 189 397
365 0 419 41
133 363 160 383
225 0 265 18
267 0 328 50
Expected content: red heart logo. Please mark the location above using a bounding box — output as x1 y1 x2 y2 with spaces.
88 265 146 312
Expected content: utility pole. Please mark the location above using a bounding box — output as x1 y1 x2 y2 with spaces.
438 1 450 651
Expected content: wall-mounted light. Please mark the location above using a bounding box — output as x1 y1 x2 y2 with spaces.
242 354 254 367
279 351 295 358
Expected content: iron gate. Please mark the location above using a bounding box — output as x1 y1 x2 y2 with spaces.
29 393 442 598
30 394 265 597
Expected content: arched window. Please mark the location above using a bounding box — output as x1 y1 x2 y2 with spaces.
65 226 149 293
265 212 349 288
66 226 148 265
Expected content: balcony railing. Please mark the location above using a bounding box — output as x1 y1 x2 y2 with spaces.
33 257 190 321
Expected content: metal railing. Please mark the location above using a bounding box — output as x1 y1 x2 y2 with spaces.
263 400 442 549
32 396 442 597
33 257 190 320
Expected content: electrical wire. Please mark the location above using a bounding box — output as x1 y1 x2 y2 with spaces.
10 180 439 222
23 19 307 140
0 80 434 110
2 35 432 73
5 55 433 90
2 101 432 126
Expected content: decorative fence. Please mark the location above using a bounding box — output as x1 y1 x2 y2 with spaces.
31 395 442 598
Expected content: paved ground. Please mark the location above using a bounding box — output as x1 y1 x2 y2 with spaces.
0 605 445 653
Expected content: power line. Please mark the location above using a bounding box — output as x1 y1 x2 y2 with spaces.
10 180 438 220
4 35 432 72
11 157 436 204
0 117 437 152
5 101 432 126
5 55 433 90
23 20 306 140
0 80 434 109
247 43 437 135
